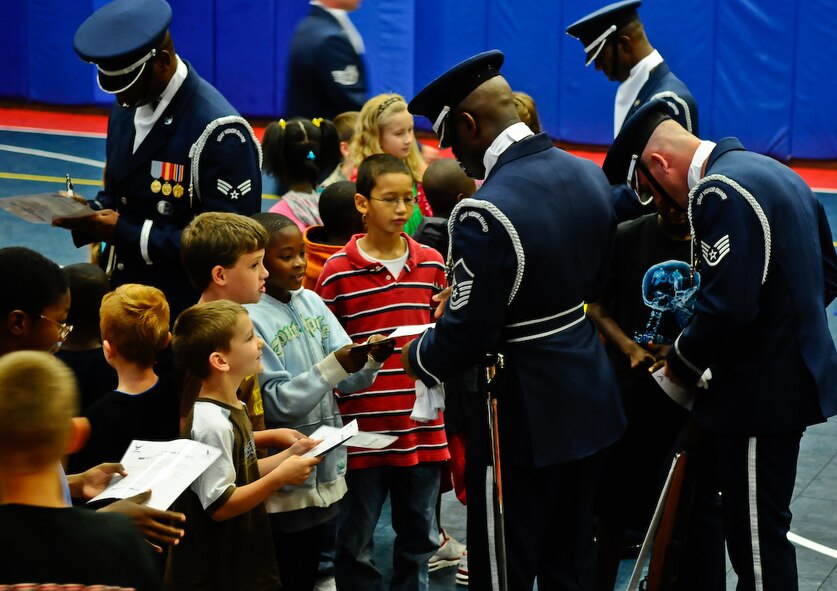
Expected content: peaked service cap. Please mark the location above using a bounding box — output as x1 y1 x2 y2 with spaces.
74 0 172 94
408 50 505 149
566 0 641 66
602 97 675 185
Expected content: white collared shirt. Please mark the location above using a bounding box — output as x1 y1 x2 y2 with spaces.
133 56 188 153
482 122 535 180
687 140 717 190
614 49 664 137
311 0 365 55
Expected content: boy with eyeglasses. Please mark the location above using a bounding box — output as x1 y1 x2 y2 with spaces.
0 247 73 356
315 153 449 591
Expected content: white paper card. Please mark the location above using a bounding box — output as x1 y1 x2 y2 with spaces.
0 193 93 223
651 368 695 410
88 439 222 510
386 323 435 340
307 422 397 451
302 419 359 457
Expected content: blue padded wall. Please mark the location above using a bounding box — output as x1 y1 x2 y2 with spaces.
0 0 27 101
2 0 836 160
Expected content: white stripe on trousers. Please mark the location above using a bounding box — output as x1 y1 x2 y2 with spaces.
748 437 765 591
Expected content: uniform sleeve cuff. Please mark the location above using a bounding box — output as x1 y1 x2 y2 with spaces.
665 335 703 388
317 352 351 386
408 332 441 388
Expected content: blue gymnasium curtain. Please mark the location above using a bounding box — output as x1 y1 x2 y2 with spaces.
0 0 27 101
792 0 837 159
169 0 215 98
214 0 276 116
26 0 94 105
4 0 837 159
352 0 415 99
714 1 796 158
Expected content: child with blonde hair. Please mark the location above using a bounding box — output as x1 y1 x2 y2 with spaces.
350 93 433 234
0 351 161 589
68 283 179 474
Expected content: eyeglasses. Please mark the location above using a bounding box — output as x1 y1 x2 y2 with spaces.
368 196 417 208
627 154 684 213
627 155 654 206
39 315 73 341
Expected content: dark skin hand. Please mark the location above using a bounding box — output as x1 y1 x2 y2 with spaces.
367 335 395 363
647 342 671 373
664 361 685 387
100 490 186 553
400 339 418 380
334 334 394 373
53 209 119 243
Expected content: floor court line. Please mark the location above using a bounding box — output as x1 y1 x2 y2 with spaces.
788 532 837 560
0 144 105 168
0 172 102 187
0 125 106 139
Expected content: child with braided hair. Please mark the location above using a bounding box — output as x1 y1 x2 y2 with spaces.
265 117 341 232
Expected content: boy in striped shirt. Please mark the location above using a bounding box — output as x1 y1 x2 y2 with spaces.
315 154 449 591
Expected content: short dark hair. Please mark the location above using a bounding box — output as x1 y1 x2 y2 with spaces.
356 153 411 199
63 263 110 338
0 247 68 317
172 300 245 380
319 181 360 233
251 212 299 241
421 159 476 219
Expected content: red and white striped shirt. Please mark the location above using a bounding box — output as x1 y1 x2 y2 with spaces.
315 234 449 469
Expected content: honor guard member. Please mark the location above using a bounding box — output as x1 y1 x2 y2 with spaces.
284 0 368 119
603 99 837 591
56 0 262 318
567 0 699 223
402 51 626 591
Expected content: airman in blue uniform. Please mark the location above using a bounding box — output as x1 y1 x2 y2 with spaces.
603 99 837 591
404 51 626 591
284 0 368 120
567 0 699 222
56 0 262 318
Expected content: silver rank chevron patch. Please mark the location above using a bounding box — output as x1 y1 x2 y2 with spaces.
217 179 252 201
700 234 731 266
449 258 475 311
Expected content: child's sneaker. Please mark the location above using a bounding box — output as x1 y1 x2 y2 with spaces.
455 550 469 586
428 530 466 572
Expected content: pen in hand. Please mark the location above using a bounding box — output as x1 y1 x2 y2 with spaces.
65 173 74 197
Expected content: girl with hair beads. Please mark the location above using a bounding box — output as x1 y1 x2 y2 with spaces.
265 117 341 232
350 93 432 235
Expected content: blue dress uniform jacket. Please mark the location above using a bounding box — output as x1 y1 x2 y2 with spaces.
284 6 367 119
667 138 837 434
75 63 262 316
613 61 700 221
408 133 626 469
627 61 698 135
